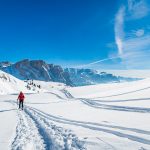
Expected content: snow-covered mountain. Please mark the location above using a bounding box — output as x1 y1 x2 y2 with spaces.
0 59 139 87
65 68 139 86
1 59 73 86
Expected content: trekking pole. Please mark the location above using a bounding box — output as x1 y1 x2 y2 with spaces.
17 98 18 105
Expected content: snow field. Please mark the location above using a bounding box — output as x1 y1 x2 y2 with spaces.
0 76 150 149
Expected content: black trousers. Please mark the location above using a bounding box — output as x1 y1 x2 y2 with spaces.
19 100 24 109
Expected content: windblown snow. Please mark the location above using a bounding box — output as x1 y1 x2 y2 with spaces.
0 70 150 150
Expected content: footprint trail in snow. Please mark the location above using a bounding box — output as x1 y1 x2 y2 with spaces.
11 103 86 150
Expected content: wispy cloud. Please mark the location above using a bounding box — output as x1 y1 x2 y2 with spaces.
114 0 150 56
127 0 149 19
114 6 125 55
114 0 150 69
76 56 121 68
76 6 126 69
75 0 150 69
135 29 145 37
122 34 150 68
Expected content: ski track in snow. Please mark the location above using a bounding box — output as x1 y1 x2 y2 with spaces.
27 106 150 146
81 99 150 113
10 101 86 150
96 137 117 150
88 86 150 99
46 90 150 147
90 97 150 103
58 89 150 113
60 89 74 99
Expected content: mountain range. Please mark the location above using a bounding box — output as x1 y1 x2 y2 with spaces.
0 59 140 86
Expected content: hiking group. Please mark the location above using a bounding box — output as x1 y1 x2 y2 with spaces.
17 91 25 110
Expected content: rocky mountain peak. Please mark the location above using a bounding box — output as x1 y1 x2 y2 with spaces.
0 59 139 86
1 59 73 86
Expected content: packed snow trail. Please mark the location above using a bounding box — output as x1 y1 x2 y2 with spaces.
10 101 86 150
11 108 45 150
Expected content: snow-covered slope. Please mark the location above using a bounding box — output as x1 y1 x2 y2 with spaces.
0 78 150 150
67 78 150 99
0 70 29 95
0 71 48 95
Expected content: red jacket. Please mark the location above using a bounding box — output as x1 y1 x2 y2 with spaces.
18 92 25 101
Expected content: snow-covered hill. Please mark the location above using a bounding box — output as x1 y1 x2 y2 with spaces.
0 71 47 95
0 70 29 95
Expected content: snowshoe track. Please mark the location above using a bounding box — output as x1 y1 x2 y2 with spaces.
11 109 45 150
25 107 86 150
11 102 86 150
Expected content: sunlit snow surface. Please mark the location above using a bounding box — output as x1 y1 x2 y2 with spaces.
0 72 150 150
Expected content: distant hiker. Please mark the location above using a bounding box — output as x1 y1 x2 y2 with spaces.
17 91 25 110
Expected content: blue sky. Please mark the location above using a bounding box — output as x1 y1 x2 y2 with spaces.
0 0 150 69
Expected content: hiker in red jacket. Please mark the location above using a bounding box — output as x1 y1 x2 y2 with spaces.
17 91 25 110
